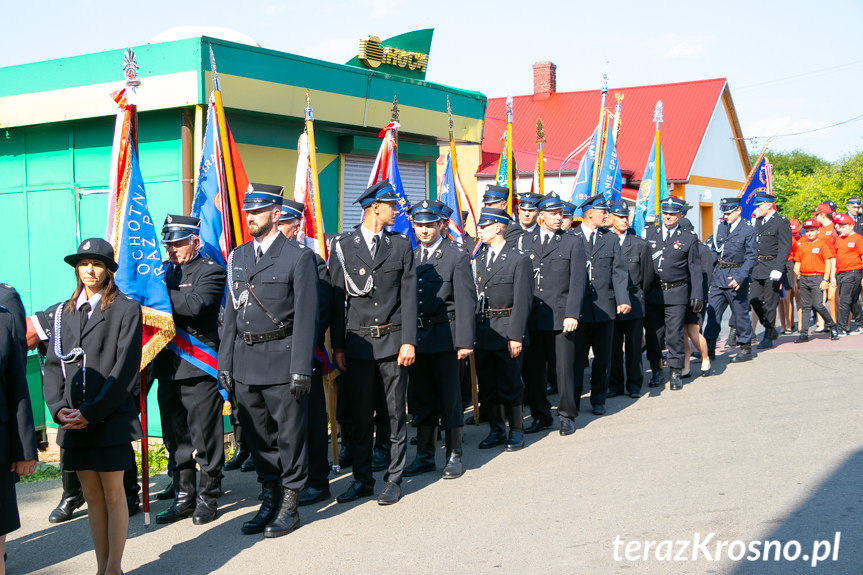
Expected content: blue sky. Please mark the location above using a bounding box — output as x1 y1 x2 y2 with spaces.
3 0 861 161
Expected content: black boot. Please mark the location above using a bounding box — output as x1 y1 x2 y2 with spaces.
505 405 525 452
124 464 140 517
155 474 175 501
192 473 221 525
706 339 717 361
731 343 753 363
442 427 464 479
337 421 353 469
648 363 665 388
264 488 301 538
478 404 507 449
726 325 738 348
156 468 197 524
242 481 281 534
224 424 250 471
669 369 683 390
404 426 437 476
48 470 85 523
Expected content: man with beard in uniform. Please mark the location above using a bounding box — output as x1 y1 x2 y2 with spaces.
519 193 585 434
154 215 226 526
749 193 792 349
481 184 524 248
565 194 630 421
704 198 758 363
218 184 318 538
330 180 417 506
644 197 703 390
403 201 475 479
607 201 652 399
275 200 334 505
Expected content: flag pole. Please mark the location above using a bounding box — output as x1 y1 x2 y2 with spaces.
209 45 244 248
590 71 609 196
536 119 545 196
391 96 400 149
305 90 327 259
613 92 624 145
506 96 514 213
653 100 663 217
447 97 463 214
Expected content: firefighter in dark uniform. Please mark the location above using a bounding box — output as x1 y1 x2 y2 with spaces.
275 200 334 506
329 180 417 506
561 200 576 233
749 193 792 349
644 197 703 390
519 193 585 434
481 184 524 248
704 197 758 363
473 208 532 450
153 215 226 525
565 194 630 423
403 201 476 479
217 184 318 538
846 196 863 236
607 201 652 398
516 193 542 232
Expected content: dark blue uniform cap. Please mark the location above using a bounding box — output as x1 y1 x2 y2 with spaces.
482 184 510 205
561 201 576 216
719 197 741 213
538 192 564 211
409 200 442 223
356 180 398 208
660 196 684 214
579 193 610 212
517 192 542 210
278 199 304 222
242 183 284 211
161 214 200 243
477 207 511 227
608 200 630 217
752 192 774 206
846 196 862 206
65 237 118 272
430 200 453 219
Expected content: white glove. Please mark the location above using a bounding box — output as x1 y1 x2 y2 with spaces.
769 270 783 281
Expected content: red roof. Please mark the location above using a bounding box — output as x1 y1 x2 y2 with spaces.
478 78 729 183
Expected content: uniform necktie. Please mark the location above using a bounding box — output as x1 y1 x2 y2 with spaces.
255 246 263 263
543 234 551 248
590 232 595 247
79 302 91 337
370 235 379 259
422 248 429 264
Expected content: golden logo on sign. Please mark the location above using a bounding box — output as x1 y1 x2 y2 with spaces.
359 36 429 73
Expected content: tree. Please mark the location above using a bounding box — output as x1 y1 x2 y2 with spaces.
769 151 863 221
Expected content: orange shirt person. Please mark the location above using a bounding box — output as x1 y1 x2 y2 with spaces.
832 213 863 334
793 219 839 342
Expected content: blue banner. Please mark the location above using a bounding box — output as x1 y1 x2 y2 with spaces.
385 146 417 247
633 135 668 236
596 123 622 204
569 125 600 217
739 154 768 220
191 103 226 267
438 154 464 244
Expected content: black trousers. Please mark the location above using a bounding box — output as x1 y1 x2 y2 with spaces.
568 320 613 415
837 269 863 328
750 278 782 336
705 283 754 345
610 316 645 396
306 365 330 491
475 348 524 407
646 304 686 370
408 351 464 429
235 382 308 491
798 276 835 332
523 331 572 424
158 376 225 477
346 357 407 486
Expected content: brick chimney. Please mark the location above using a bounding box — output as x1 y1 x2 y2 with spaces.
533 61 556 99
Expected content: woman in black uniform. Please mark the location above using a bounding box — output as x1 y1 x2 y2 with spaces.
43 238 142 575
1 303 38 575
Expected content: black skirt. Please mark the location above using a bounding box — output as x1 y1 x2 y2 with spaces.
61 443 135 473
685 307 704 327
0 467 21 535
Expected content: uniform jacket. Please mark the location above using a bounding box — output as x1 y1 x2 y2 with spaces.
570 226 630 322
852 213 863 237
42 293 143 449
315 253 333 350
414 239 476 353
0 308 37 465
708 219 758 290
616 231 652 320
644 225 703 306
521 229 586 331
0 284 26 348
474 243 532 350
330 228 418 360
155 255 225 381
753 214 792 280
504 220 525 248
219 232 319 383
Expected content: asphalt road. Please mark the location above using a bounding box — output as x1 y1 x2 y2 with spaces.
9 330 863 574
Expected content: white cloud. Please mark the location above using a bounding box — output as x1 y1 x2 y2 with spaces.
641 35 715 60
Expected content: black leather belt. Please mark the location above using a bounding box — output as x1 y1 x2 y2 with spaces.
241 324 291 345
352 324 402 338
417 311 455 329
719 261 744 268
484 308 512 318
660 280 688 290
757 255 776 261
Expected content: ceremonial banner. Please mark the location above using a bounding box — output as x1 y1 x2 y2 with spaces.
368 122 416 245
569 125 600 217
596 115 622 203
438 153 465 244
633 136 668 235
738 150 769 220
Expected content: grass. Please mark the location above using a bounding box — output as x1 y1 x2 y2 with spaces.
135 443 169 475
20 462 62 483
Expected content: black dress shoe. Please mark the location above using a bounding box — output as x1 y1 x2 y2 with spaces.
629 391 642 399
240 457 255 472
546 384 558 395
606 389 621 398
377 481 401 505
264 489 300 538
155 482 175 501
669 369 683 391
371 446 391 472
524 419 552 434
223 449 250 471
648 369 664 388
730 344 753 363
127 497 141 518
794 334 809 344
830 325 840 340
757 337 773 349
298 485 331 507
336 481 374 504
559 419 576 436
592 405 606 416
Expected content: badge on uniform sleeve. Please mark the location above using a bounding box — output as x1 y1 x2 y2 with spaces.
359 268 366 276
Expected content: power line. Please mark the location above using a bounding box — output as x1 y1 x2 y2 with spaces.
736 59 863 91
735 113 863 141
